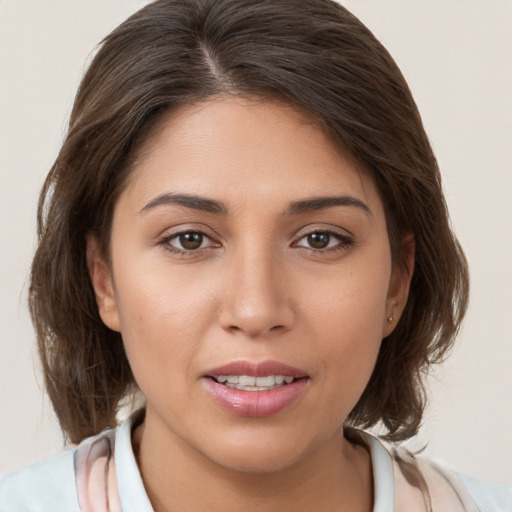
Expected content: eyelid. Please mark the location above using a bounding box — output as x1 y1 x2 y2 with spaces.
156 225 222 254
294 224 353 241
157 223 221 240
292 226 354 252
155 224 354 255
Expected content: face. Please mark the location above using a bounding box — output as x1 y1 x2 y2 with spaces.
89 97 411 473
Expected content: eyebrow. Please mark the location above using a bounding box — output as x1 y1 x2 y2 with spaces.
138 192 371 217
138 193 229 215
285 195 371 216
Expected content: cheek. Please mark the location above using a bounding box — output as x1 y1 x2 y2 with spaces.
300 255 391 340
112 260 220 389
297 258 391 396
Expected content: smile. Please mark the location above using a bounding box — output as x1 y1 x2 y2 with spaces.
203 360 309 417
215 374 295 391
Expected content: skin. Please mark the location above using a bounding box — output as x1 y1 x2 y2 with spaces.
88 97 413 512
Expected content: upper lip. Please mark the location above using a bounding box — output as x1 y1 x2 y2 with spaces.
205 360 308 379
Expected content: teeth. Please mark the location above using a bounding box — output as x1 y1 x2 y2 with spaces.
215 374 296 390
256 376 275 386
239 375 256 386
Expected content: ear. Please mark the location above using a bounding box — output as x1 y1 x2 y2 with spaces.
383 233 415 337
86 235 121 332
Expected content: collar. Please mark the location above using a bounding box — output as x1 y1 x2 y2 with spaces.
114 414 396 512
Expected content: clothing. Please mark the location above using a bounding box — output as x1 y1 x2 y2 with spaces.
1 412 511 512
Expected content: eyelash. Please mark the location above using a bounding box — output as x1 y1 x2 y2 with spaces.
156 229 354 257
156 230 219 256
294 230 354 254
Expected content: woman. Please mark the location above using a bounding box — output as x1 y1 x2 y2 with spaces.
1 0 510 510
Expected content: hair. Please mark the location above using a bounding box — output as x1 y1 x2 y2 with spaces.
30 0 469 445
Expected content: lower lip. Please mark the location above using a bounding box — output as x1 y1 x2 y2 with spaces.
202 378 309 417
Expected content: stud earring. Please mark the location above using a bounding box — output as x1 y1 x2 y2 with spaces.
387 315 394 323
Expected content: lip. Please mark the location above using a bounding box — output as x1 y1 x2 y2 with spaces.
205 360 308 379
202 360 309 417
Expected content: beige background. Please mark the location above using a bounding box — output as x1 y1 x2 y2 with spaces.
1 1 511 483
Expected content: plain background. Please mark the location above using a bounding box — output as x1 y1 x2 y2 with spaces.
0 0 511 483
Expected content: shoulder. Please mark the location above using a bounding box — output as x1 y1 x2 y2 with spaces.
0 411 145 512
407 454 512 512
0 449 80 512
454 471 512 512
363 432 512 512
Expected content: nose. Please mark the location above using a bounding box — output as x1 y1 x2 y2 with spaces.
218 246 295 339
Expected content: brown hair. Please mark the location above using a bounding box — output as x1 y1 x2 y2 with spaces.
30 0 469 444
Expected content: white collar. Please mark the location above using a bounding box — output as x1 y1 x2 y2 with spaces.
113 414 397 512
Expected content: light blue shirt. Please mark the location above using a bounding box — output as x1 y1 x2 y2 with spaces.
1 415 511 511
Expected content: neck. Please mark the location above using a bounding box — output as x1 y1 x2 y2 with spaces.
133 410 373 512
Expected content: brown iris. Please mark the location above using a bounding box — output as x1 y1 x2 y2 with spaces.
307 232 331 249
179 232 203 250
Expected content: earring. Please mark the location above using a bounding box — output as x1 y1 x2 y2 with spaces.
387 315 394 323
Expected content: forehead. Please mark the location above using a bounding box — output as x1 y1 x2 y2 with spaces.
122 97 381 215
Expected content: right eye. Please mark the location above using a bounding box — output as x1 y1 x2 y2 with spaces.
158 230 218 254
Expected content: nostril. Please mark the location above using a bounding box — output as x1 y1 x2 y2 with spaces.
226 323 288 337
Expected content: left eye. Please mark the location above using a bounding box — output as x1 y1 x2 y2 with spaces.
295 231 349 250
166 231 213 251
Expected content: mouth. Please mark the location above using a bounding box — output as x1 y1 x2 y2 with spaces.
211 374 301 391
202 360 309 417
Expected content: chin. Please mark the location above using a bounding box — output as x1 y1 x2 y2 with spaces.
196 423 332 475
208 443 306 475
